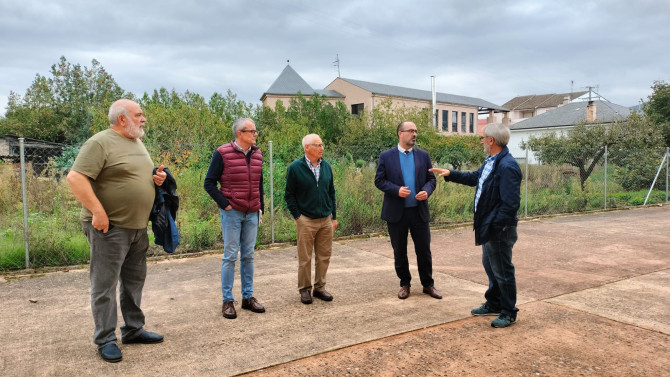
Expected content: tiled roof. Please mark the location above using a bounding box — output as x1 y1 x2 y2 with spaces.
338 78 507 111
314 89 345 98
510 100 631 130
503 91 589 110
263 65 315 96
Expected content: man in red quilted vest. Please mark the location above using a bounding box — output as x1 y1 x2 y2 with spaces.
204 117 265 319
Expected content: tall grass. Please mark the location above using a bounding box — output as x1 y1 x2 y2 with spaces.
0 159 667 271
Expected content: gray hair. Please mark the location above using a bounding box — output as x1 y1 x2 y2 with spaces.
232 117 254 136
108 100 130 126
301 133 320 149
483 123 510 147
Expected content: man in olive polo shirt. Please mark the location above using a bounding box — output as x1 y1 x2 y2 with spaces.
67 99 167 363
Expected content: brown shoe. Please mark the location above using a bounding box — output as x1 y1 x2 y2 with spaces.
313 289 333 301
300 289 313 304
222 301 237 319
241 297 265 313
422 286 442 299
398 286 410 300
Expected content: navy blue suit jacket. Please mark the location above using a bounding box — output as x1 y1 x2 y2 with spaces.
374 147 436 223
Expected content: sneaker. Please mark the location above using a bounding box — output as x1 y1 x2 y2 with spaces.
471 303 501 316
98 343 122 363
491 313 516 328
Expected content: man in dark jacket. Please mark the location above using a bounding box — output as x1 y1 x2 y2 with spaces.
204 117 265 319
374 121 441 301
430 123 522 328
285 134 338 305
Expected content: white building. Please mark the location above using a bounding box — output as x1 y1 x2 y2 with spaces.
508 100 631 164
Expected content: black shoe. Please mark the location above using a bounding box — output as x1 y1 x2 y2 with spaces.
300 289 313 304
312 289 333 301
98 343 122 363
122 330 164 344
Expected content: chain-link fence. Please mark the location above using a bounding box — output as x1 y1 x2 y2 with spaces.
2 138 668 270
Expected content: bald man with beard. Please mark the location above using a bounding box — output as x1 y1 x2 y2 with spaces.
68 99 167 362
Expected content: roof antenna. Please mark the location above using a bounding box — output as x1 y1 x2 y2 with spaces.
333 54 340 77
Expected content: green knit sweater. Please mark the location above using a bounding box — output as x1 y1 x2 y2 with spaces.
284 157 337 220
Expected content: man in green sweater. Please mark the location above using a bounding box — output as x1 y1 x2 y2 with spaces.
285 134 339 305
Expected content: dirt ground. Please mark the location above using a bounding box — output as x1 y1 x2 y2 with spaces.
1 205 668 376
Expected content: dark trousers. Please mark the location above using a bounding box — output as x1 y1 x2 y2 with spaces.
482 226 518 318
83 222 149 347
387 207 434 287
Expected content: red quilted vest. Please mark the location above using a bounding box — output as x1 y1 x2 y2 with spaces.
216 142 262 213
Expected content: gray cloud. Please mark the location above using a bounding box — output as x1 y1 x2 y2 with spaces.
1 0 668 114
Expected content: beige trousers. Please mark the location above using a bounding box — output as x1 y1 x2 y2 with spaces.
296 214 333 292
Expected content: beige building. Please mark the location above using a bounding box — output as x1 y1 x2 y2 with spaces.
260 65 344 110
261 65 508 136
494 91 589 125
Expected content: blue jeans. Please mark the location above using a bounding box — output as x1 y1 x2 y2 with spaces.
482 225 518 318
220 208 259 302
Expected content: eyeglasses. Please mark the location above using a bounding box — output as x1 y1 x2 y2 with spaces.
480 135 491 140
400 130 418 134
309 143 324 148
239 130 258 134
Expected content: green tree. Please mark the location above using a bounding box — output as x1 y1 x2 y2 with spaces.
0 57 126 143
524 123 615 191
209 89 256 125
609 112 665 190
139 89 228 171
644 80 670 147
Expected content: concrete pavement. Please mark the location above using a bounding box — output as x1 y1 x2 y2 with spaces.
0 205 668 376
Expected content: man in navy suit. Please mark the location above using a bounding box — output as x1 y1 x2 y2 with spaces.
374 121 441 300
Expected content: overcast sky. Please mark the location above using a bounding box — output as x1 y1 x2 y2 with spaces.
1 0 668 115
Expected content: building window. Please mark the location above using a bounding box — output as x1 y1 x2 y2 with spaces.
452 111 458 132
351 103 364 115
442 110 449 131
461 112 466 133
469 113 474 133
522 110 533 118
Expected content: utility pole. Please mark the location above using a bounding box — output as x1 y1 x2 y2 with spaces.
431 76 436 128
585 85 595 101
333 54 340 77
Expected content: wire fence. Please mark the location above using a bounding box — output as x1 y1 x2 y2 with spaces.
1 138 668 270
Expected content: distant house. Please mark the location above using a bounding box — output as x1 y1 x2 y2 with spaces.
508 100 631 164
0 135 64 174
261 64 508 136
493 91 589 125
260 65 345 109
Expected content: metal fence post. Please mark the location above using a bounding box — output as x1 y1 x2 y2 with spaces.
269 141 275 243
19 138 30 269
604 145 608 209
644 148 669 205
666 147 669 203
524 148 528 217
